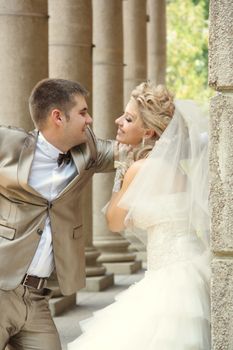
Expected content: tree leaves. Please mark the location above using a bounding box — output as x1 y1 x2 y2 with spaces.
166 0 213 102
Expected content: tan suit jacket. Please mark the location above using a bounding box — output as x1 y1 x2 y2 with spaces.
0 125 115 295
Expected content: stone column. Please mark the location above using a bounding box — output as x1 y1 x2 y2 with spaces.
123 0 147 105
209 1 233 349
147 0 166 85
0 1 47 342
49 0 112 296
122 0 147 262
93 0 141 275
0 0 48 129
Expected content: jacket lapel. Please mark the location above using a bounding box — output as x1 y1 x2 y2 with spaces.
55 147 86 198
71 146 86 175
17 130 43 198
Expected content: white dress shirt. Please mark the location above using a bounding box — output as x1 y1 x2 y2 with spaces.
27 132 78 277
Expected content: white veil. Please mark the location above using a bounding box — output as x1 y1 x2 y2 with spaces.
119 100 209 247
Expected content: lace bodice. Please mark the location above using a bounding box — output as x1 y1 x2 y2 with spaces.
146 220 205 271
125 193 207 271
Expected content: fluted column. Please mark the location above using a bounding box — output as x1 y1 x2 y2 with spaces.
93 0 141 275
49 0 112 294
147 0 166 85
122 0 147 262
209 1 233 349
123 0 147 105
0 0 48 129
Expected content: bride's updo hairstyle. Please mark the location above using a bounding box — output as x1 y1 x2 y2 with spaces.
130 82 175 159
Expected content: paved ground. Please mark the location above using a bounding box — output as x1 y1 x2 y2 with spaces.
54 269 145 349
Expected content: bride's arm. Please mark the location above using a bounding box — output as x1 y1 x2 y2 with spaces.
106 159 144 232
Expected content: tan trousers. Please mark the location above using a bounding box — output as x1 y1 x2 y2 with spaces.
0 285 62 350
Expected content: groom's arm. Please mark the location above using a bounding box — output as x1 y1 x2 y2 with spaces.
95 138 116 173
84 126 116 173
0 126 27 164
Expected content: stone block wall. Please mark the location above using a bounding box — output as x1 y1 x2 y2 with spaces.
209 0 233 348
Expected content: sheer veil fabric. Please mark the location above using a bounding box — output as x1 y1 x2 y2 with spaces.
119 99 210 247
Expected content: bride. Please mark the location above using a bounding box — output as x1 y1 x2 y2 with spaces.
69 82 210 350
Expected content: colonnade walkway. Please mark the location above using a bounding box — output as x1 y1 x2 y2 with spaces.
54 269 145 349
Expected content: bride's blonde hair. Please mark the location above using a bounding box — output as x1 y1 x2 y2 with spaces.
131 82 175 159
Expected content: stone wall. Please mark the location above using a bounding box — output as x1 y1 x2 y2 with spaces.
209 0 233 348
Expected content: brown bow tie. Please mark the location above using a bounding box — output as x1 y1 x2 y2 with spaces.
57 151 71 167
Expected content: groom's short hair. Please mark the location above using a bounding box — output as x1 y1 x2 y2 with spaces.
29 78 88 129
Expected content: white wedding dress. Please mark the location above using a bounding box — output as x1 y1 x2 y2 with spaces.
68 195 210 350
69 100 210 350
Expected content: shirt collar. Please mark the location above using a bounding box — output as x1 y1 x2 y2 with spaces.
38 132 63 161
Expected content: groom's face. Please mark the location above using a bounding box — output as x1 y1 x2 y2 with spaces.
115 99 145 146
62 94 92 146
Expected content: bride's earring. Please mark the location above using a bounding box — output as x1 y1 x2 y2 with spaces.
141 137 145 148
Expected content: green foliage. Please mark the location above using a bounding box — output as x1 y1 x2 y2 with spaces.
166 0 213 102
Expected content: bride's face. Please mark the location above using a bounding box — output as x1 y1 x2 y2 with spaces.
115 99 145 146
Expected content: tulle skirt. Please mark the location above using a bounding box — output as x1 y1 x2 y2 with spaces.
68 253 210 350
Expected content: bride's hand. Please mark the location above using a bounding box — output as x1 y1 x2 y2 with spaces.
112 143 134 192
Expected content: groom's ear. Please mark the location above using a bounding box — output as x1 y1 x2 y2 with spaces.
51 109 64 127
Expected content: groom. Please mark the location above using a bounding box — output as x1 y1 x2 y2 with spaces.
0 78 115 349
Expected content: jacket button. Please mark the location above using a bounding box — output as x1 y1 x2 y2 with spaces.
37 228 43 236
